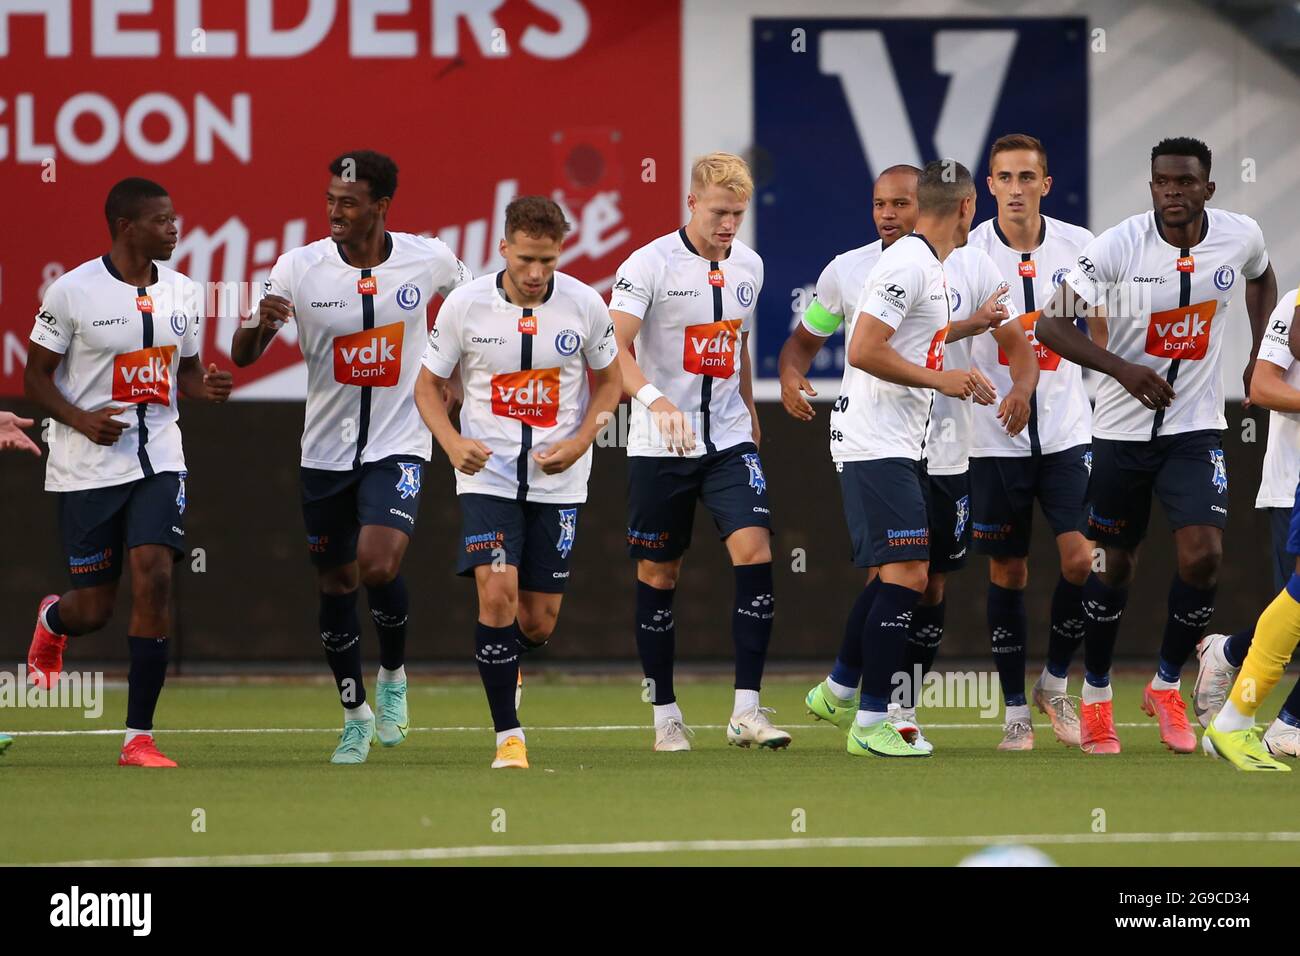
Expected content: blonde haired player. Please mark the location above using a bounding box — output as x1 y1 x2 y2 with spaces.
611 152 791 751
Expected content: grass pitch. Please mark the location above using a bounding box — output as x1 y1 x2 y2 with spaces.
1 673 1296 866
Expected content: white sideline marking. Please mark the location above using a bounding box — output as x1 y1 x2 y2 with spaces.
34 831 1300 867
1 721 1165 737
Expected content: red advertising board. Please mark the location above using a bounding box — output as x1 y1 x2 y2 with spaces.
0 0 681 397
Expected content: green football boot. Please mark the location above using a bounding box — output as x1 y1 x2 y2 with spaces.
0 733 12 757
330 716 375 764
374 677 410 747
805 680 855 731
1202 723 1292 772
847 718 930 758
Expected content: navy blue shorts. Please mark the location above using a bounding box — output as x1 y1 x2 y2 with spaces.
58 471 187 589
1286 478 1300 568
838 458 930 567
970 444 1091 557
457 494 581 593
300 456 424 569
626 442 771 562
1268 505 1299 593
926 470 970 574
1083 431 1228 549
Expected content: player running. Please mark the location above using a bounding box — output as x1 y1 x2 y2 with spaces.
1038 137 1278 755
610 152 788 752
415 196 621 770
1195 286 1300 766
25 177 232 768
789 166 1037 750
965 134 1100 750
232 151 469 764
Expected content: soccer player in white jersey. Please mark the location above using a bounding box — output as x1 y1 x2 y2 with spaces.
25 178 233 768
232 151 470 764
783 166 1036 750
1038 137 1278 756
1193 287 1300 765
415 197 622 770
965 133 1101 751
823 159 1019 758
610 152 788 752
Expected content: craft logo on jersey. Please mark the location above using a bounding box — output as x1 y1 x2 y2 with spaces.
112 345 176 405
395 462 421 500
556 508 577 558
396 282 422 311
1144 301 1217 361
491 367 561 427
1018 260 1037 278
555 329 580 356
357 276 378 295
742 452 766 494
176 471 187 515
683 319 741 378
1214 265 1235 292
925 325 948 370
954 494 969 541
1209 449 1228 493
333 321 404 387
998 311 1061 371
736 280 755 308
1176 256 1195 273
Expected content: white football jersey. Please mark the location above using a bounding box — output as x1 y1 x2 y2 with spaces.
966 215 1095 457
1255 289 1300 508
265 231 469 470
837 233 951 462
421 271 618 503
924 246 1018 476
609 229 762 458
1062 209 1269 441
30 255 202 492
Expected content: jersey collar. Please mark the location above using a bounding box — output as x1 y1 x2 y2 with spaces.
909 233 941 261
334 231 393 267
495 269 555 306
677 226 731 262
1152 208 1210 251
100 254 158 288
991 215 1047 252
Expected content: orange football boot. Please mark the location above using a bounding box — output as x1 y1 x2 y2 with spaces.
1141 682 1197 753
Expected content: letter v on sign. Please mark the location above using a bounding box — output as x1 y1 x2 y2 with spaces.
819 28 1016 173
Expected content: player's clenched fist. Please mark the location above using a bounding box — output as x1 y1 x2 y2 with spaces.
997 392 1032 436
448 434 493 475
77 405 129 446
256 293 294 332
649 397 697 456
779 369 817 421
202 363 233 403
1116 361 1175 410
936 368 997 405
533 437 587 475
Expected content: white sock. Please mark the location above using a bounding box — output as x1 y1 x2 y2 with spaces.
1151 674 1180 691
653 702 683 727
496 727 524 746
1039 667 1067 694
826 677 856 700
1005 704 1031 725
733 689 760 715
1212 699 1252 733
124 728 152 745
1082 681 1112 704
41 601 61 635
855 709 888 728
345 702 373 722
378 665 406 683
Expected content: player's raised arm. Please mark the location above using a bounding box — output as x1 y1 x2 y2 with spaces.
945 284 1011 343
989 316 1038 436
847 310 994 404
177 356 233 403
231 288 292 367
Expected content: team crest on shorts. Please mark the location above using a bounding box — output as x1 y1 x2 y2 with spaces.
176 471 187 515
1209 450 1228 493
395 462 422 500
742 453 766 494
556 508 578 558
954 494 969 541
1083 450 1093 474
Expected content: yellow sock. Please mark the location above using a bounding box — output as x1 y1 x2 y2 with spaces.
1229 583 1300 719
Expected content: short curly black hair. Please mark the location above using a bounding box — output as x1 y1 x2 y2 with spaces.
1151 137 1212 178
328 150 399 201
105 177 169 238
